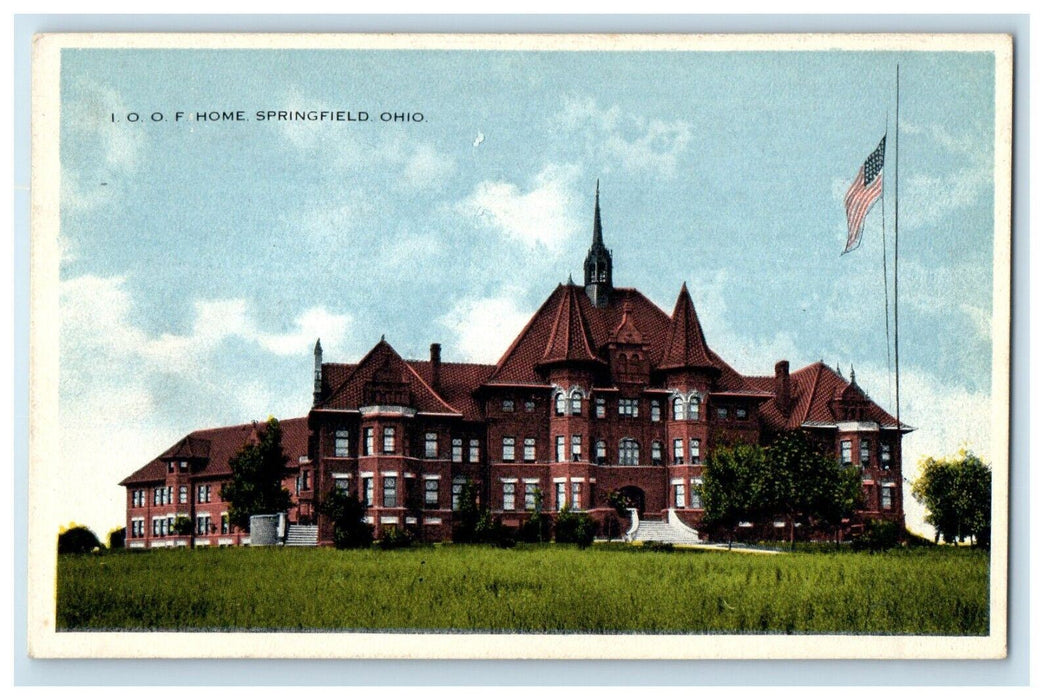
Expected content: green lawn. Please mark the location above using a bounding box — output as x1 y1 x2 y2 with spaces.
56 544 989 634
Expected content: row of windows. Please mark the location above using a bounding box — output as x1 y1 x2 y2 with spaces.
166 460 190 473
140 513 231 538
133 485 214 508
501 436 703 466
840 440 894 467
547 393 729 422
334 428 482 462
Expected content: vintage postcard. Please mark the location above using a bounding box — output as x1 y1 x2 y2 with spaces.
29 33 1012 660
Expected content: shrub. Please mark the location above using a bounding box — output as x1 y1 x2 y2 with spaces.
378 526 413 550
517 511 551 543
318 489 373 549
58 525 101 555
641 541 675 553
108 527 126 550
851 519 902 552
553 509 598 548
172 516 194 537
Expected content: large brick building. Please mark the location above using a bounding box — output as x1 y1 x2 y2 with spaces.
121 187 910 547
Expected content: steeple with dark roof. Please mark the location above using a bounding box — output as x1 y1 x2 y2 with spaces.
658 283 719 373
583 180 613 308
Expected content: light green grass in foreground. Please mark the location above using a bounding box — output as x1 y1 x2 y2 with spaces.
57 544 989 634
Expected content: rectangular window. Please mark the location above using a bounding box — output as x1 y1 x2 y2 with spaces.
555 435 566 462
179 460 188 472
651 399 661 422
735 407 748 420
571 435 582 461
452 477 466 510
502 398 515 412
334 477 350 495
673 439 684 465
595 397 606 418
221 513 230 534
179 485 188 504
618 398 639 417
197 484 211 503
425 478 439 507
451 437 463 463
619 440 640 466
196 515 211 536
571 482 582 510
840 440 853 465
168 461 175 474
425 432 438 458
335 429 350 458
502 482 516 511
674 483 686 509
555 482 567 510
881 484 893 510
880 442 892 468
860 439 871 464
595 440 607 464
302 470 311 491
165 517 173 536
716 406 728 420
524 485 539 511
523 437 536 462
362 477 374 507
690 439 701 465
152 518 161 536
167 486 173 504
690 479 704 508
469 439 480 463
383 476 397 508
651 441 662 464
502 436 515 462
383 427 395 454
362 427 374 456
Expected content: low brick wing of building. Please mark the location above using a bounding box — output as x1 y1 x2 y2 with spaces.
121 185 911 548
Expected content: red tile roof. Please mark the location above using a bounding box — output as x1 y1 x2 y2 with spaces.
540 284 600 366
658 283 720 372
406 359 493 422
120 417 309 486
748 362 906 431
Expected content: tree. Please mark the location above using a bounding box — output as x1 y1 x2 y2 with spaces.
58 524 101 554
701 443 765 548
761 431 862 546
452 479 483 543
220 417 293 530
912 449 992 547
318 488 373 549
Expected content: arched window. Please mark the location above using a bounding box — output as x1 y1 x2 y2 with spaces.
570 390 583 416
688 395 701 420
651 441 663 464
594 439 607 464
673 396 685 421
619 438 640 466
554 392 566 416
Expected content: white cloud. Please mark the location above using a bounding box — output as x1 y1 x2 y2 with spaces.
402 143 453 189
457 163 583 250
555 97 692 177
258 307 354 357
438 289 536 364
898 120 993 227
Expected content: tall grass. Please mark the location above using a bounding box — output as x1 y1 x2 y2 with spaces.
57 545 989 634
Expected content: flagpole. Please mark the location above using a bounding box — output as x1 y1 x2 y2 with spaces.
893 64 901 433
881 114 892 405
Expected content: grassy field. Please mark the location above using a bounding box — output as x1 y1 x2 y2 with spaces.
56 544 989 634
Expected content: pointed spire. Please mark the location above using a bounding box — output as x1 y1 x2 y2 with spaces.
850 364 856 384
658 283 719 372
592 179 603 246
567 273 575 285
314 338 322 354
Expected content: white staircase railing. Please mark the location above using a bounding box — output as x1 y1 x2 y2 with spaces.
625 508 640 542
667 508 700 542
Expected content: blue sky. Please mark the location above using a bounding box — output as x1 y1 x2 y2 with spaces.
58 46 998 538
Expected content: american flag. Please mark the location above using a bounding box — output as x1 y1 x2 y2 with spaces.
843 136 886 253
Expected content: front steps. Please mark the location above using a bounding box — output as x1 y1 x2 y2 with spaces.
285 524 319 547
625 509 700 545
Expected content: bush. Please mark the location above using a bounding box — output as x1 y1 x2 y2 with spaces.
641 541 675 553
173 516 194 537
553 509 598 548
851 519 902 552
517 511 551 543
58 525 101 555
108 527 126 550
378 526 413 550
318 489 373 549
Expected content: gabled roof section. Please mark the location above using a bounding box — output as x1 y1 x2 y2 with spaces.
120 417 309 486
540 284 600 366
317 338 461 415
406 360 494 422
657 283 719 371
750 362 908 431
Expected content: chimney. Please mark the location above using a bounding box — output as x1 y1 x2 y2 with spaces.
430 343 442 395
775 360 791 415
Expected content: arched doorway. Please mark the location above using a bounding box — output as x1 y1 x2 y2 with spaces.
617 485 645 515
